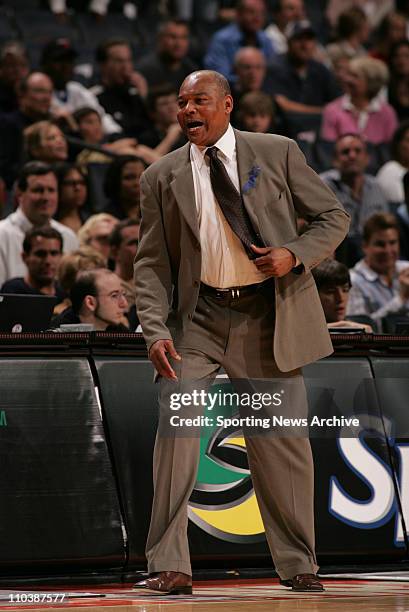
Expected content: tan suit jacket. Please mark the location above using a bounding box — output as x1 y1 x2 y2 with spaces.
134 130 350 372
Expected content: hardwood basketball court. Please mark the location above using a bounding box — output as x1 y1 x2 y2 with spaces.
2 577 409 612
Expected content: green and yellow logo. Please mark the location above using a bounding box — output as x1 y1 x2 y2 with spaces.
188 381 265 543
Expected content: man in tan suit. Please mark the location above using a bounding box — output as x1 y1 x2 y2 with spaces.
134 70 349 594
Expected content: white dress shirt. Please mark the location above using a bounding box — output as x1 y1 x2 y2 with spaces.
190 124 268 289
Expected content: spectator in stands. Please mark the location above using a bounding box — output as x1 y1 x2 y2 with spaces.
231 47 269 109
23 120 68 164
136 20 198 91
92 39 149 139
236 91 275 132
396 171 409 261
0 41 29 114
55 163 89 233
109 218 140 327
138 85 185 155
268 21 340 120
326 0 393 32
320 134 388 267
312 258 373 331
321 56 398 144
346 213 409 330
0 162 78 286
388 40 409 122
204 0 275 83
377 121 409 206
109 218 139 288
369 12 407 64
53 268 129 331
264 0 304 55
1 225 65 304
72 107 159 166
326 7 369 65
56 245 106 314
0 72 54 188
77 213 118 262
103 156 146 220
41 38 121 136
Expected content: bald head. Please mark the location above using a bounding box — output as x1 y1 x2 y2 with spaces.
177 70 233 147
19 72 53 119
234 47 266 90
180 70 231 97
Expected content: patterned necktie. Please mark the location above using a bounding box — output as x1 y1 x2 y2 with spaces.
205 146 263 259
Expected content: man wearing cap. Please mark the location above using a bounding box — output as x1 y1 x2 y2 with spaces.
268 20 340 121
41 38 121 135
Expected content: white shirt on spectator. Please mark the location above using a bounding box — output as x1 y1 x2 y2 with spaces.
346 258 409 330
51 81 121 135
0 208 79 286
377 160 407 205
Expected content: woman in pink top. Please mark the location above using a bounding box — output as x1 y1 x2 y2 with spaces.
321 56 398 144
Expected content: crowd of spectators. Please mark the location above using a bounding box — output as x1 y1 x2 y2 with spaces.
1 0 409 333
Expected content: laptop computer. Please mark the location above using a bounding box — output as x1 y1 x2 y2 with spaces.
0 293 57 333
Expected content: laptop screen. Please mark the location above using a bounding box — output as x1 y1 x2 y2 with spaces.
0 294 57 333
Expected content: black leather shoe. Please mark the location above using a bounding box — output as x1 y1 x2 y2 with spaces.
133 571 192 595
291 574 324 592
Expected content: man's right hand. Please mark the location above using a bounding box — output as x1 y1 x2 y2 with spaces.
149 339 181 380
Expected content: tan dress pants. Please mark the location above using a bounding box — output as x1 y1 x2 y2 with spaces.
145 288 318 581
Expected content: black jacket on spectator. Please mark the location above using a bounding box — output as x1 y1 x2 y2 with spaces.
138 126 187 150
49 306 132 331
268 55 341 106
135 53 198 91
0 82 18 114
92 83 149 139
1 277 66 304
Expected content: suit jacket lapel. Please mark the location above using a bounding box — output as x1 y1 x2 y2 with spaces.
234 130 263 238
170 143 200 244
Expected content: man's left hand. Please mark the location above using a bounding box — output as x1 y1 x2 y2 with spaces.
251 245 296 277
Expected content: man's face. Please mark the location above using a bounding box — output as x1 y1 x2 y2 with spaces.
242 112 271 133
120 161 145 203
236 51 266 90
237 0 266 33
159 23 189 61
364 228 400 275
93 272 128 328
23 236 62 286
19 172 58 225
20 73 52 118
103 44 133 86
318 283 350 323
153 93 179 126
78 111 104 144
177 74 233 147
44 59 74 89
279 0 304 25
288 35 316 63
87 219 119 260
0 53 29 86
334 136 368 176
114 224 140 273
392 44 409 77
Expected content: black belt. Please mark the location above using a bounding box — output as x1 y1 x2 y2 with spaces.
199 278 274 301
